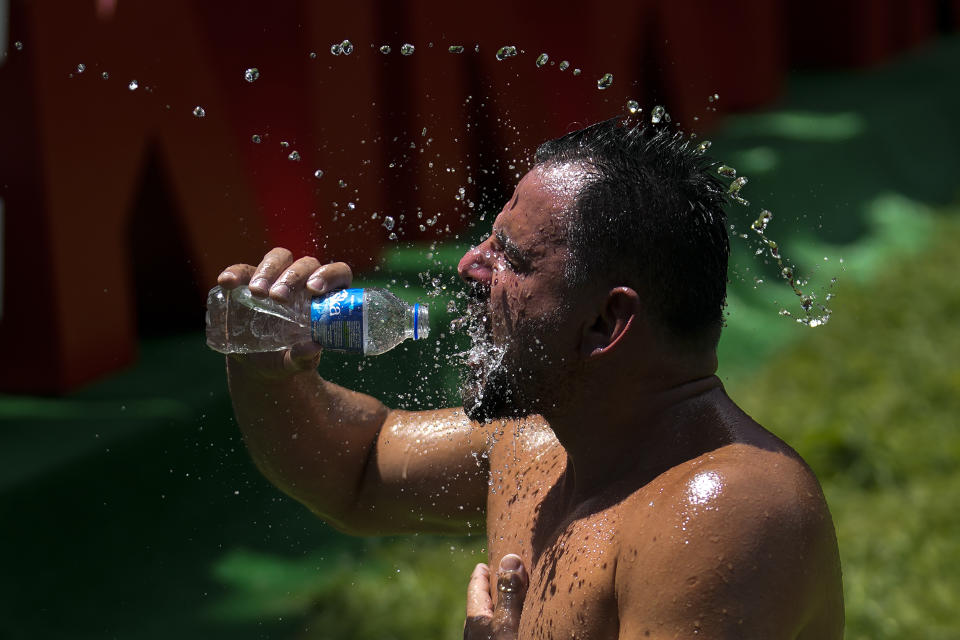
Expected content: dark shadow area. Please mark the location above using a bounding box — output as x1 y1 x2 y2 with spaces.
128 144 205 338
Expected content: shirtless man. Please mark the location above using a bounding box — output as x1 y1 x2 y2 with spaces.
216 119 844 639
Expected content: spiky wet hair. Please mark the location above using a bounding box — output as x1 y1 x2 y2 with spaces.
534 117 730 350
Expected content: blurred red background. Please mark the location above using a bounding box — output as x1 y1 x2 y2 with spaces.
0 0 955 393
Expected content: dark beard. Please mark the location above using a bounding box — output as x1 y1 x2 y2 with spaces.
457 283 523 423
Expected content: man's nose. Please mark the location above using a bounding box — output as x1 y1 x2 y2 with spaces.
458 245 493 284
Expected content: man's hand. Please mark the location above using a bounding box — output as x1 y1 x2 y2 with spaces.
217 247 353 375
465 554 528 640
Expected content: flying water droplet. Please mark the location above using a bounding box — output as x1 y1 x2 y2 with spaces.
101 71 109 80
751 209 772 232
244 67 260 83
696 140 712 154
339 179 347 188
288 150 301 161
400 44 415 56
383 216 395 230
558 60 570 71
727 176 749 205
708 93 719 102
76 63 86 74
651 105 666 124
717 165 736 178
330 43 343 56
340 40 354 55
495 45 517 61
14 41 23 51
448 45 464 54
572 68 581 76
626 100 640 114
192 106 206 118
309 51 317 59
128 79 139 91
251 134 262 143
597 73 614 90
388 232 398 241
314 169 324 179
536 53 549 67
380 45 392 54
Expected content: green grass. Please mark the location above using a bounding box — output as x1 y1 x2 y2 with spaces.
728 211 960 639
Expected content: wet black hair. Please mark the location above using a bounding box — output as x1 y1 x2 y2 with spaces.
534 117 730 350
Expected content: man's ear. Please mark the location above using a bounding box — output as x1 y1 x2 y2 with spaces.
581 287 640 358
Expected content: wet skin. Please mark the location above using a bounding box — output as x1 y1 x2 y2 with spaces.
220 166 844 639
458 167 843 639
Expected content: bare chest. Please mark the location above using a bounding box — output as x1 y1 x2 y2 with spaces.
486 442 621 640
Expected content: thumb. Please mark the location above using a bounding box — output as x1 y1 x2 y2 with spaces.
492 554 528 639
284 340 324 372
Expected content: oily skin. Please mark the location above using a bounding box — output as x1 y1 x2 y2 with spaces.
459 165 843 639
219 165 844 639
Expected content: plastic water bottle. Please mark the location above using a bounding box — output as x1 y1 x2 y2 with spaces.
205 285 429 356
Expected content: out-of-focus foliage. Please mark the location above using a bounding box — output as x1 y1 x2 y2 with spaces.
730 211 960 640
210 536 484 639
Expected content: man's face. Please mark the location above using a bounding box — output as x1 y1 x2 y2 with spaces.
456 163 588 422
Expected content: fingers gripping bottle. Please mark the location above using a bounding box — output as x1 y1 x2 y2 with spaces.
205 286 429 356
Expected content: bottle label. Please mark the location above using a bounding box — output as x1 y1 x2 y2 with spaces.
311 288 364 353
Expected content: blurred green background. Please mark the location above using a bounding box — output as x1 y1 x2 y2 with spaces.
2 35 959 640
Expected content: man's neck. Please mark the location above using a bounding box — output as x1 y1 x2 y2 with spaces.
544 374 725 508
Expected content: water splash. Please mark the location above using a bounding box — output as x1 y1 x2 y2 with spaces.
651 105 666 124
244 67 260 83
717 165 736 178
536 53 549 68
728 176 749 205
192 106 206 118
596 73 614 90
626 100 641 115
696 140 712 154
400 44 415 56
748 209 835 327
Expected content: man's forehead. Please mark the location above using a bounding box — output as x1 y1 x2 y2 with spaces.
496 163 588 231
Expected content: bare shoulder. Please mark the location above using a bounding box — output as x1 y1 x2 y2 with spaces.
486 414 561 467
616 442 844 639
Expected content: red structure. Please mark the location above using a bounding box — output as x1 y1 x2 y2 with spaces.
0 0 951 393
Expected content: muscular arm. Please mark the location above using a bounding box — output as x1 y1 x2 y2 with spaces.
218 249 493 536
615 447 844 640
228 358 491 535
